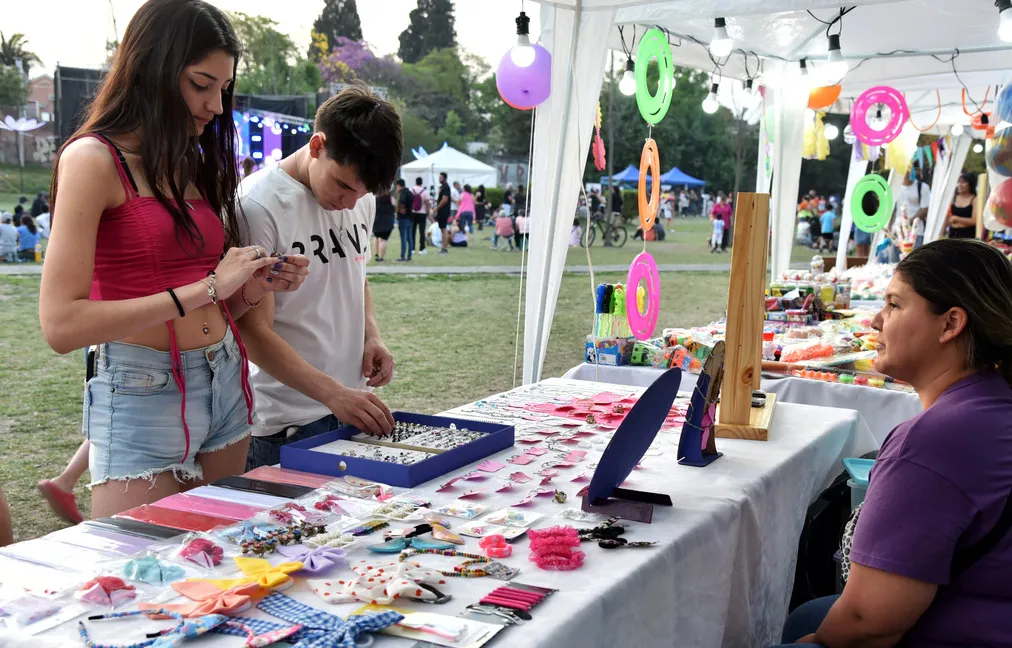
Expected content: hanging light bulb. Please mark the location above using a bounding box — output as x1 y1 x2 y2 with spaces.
619 58 637 96
744 78 761 110
709 18 733 58
974 142 985 153
510 11 537 67
822 34 849 84
824 123 840 140
702 83 720 114
951 123 965 136
999 0 1012 43
798 59 814 88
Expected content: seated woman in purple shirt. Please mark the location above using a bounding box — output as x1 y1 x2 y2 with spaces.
775 238 1012 648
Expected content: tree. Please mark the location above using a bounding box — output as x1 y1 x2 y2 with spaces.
399 48 475 132
0 33 41 77
310 0 362 61
397 0 457 65
0 65 27 107
229 12 319 95
437 109 466 150
319 37 401 88
399 106 442 163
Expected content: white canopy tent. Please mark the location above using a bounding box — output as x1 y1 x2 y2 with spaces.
523 0 1012 384
399 145 498 190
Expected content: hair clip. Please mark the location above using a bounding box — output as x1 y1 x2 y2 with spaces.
598 538 658 549
347 520 389 537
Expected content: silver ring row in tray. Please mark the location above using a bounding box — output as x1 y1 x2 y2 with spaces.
312 439 432 465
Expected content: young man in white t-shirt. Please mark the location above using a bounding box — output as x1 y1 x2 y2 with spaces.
238 87 401 469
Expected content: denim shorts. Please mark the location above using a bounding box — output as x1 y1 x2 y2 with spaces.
83 327 253 486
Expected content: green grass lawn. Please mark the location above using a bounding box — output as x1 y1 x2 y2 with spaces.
384 216 818 268
0 271 730 541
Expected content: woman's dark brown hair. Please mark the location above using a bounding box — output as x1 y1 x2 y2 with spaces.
897 239 1012 385
50 0 243 249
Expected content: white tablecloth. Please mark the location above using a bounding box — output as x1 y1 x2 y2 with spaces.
30 378 870 648
564 363 919 451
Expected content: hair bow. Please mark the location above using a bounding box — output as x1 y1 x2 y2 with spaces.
139 581 261 619
76 576 136 608
275 545 346 575
219 593 403 648
200 556 303 591
308 559 448 605
179 538 224 568
123 556 187 585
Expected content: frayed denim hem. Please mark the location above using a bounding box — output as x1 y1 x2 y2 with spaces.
88 462 203 490
199 428 252 455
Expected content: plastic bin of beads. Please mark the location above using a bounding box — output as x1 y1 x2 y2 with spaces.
280 411 514 488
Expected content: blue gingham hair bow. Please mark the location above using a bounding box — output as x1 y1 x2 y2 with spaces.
227 593 403 648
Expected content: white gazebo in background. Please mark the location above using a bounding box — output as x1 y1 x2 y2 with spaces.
523 0 1012 385
399 144 498 190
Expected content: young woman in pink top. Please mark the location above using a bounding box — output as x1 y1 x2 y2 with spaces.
37 0 310 519
458 184 476 234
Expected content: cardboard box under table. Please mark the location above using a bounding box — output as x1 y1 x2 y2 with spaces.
280 412 514 488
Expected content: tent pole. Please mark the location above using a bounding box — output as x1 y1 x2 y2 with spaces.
528 0 582 384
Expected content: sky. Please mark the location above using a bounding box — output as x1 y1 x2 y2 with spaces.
5 0 542 75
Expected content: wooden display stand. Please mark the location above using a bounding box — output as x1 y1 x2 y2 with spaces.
715 192 777 441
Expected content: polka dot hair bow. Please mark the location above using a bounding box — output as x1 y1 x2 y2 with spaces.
308 559 449 605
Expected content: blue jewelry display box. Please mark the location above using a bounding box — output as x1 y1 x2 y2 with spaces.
279 411 515 488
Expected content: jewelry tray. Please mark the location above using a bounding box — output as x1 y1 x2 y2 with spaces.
280 412 515 488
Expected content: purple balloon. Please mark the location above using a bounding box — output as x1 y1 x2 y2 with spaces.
496 44 552 110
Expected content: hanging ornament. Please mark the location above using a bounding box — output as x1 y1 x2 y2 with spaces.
963 87 993 134
638 139 661 231
634 28 674 124
626 252 660 340
851 174 894 233
593 102 607 171
803 111 830 161
843 124 856 145
496 33 552 110
987 178 1012 229
850 86 909 146
807 85 841 111
986 121 1012 177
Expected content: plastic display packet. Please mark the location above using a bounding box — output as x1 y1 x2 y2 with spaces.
369 497 430 522
303 490 381 519
103 552 198 586
0 593 85 635
148 532 240 574
433 500 491 520
260 499 333 528
482 509 544 529
323 476 398 501
0 555 87 600
73 575 154 611
352 604 503 648
45 524 155 556
0 538 120 573
557 508 609 523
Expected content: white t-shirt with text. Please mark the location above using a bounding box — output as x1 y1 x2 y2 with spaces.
240 166 375 436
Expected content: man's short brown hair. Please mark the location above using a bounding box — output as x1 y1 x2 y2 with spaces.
314 83 403 194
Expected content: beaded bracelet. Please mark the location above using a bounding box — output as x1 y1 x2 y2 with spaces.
398 548 493 578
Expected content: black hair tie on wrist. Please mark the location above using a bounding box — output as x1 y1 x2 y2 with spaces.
167 288 185 317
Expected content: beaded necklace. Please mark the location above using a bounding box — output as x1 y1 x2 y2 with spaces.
398 548 493 578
